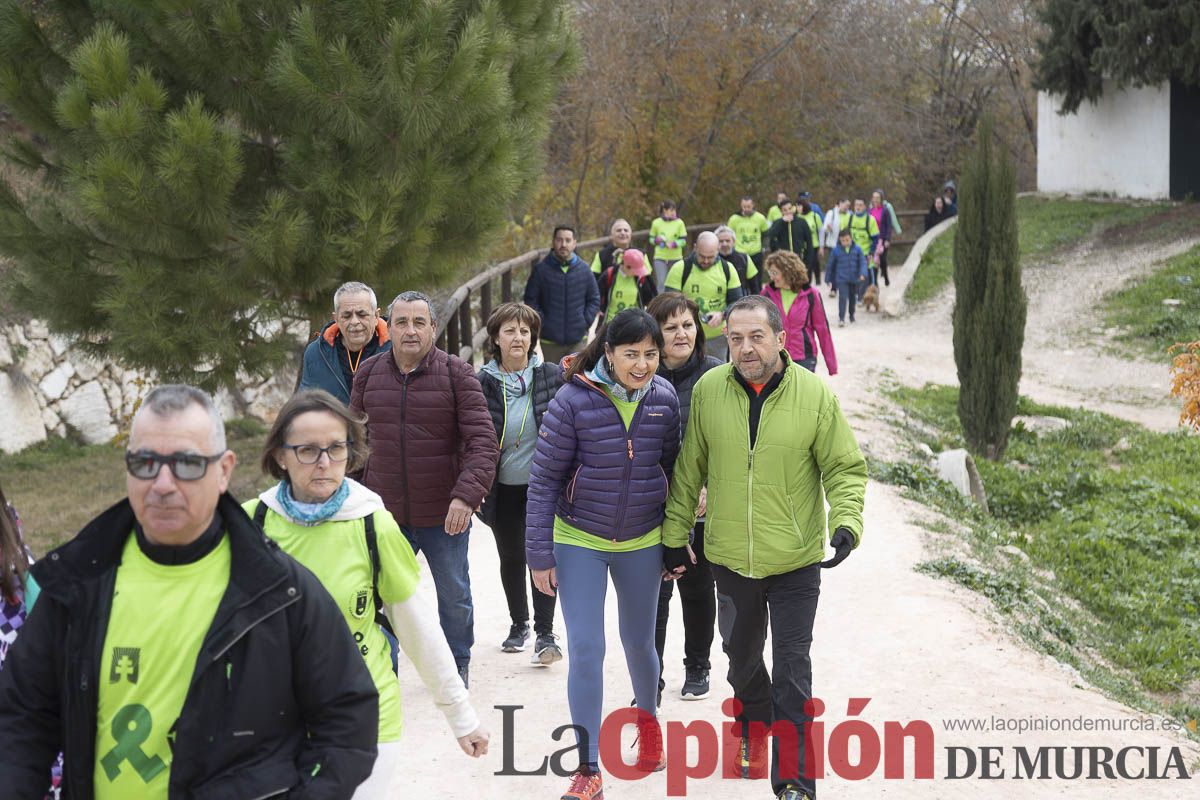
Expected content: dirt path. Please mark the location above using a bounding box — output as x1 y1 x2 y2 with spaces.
390 236 1199 797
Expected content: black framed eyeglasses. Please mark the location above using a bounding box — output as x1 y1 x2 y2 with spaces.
125 450 224 481
280 441 353 465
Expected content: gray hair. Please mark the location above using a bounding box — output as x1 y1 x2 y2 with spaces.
610 218 631 233
714 225 735 239
726 295 784 334
137 384 227 452
333 281 377 312
387 290 438 326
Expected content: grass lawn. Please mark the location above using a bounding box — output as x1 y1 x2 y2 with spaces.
1102 244 1200 361
0 419 276 556
876 384 1200 728
906 197 1173 305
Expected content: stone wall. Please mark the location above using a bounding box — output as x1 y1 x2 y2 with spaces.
0 319 296 454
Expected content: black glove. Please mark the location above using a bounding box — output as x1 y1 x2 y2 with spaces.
663 546 691 575
820 528 856 569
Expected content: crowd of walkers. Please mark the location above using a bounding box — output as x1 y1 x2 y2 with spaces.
0 185 931 800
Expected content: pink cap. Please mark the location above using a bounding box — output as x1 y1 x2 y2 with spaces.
622 248 649 278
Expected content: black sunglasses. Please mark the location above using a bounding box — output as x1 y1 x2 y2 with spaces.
125 450 224 481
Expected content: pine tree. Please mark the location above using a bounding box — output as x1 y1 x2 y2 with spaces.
0 1 578 388
1035 0 1200 113
952 116 1025 461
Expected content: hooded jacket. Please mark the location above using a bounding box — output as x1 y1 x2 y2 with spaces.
476 357 563 524
523 252 601 345
350 347 499 528
824 242 869 286
299 319 391 404
762 283 838 375
0 493 379 800
663 355 867 578
525 361 681 570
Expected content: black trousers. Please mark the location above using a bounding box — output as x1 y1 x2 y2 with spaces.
655 522 716 674
806 248 821 285
878 244 890 285
491 482 556 634
714 562 821 796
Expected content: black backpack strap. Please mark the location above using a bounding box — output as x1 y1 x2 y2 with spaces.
252 500 268 530
364 513 397 639
679 254 694 289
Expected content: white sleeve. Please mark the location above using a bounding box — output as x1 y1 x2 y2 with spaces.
388 595 481 738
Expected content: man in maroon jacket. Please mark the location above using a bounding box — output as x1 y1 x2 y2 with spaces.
350 290 499 687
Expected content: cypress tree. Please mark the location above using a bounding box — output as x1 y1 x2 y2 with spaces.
952 116 1025 461
0 1 578 388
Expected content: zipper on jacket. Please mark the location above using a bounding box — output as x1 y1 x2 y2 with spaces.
611 393 648 541
400 373 411 525
747 449 755 577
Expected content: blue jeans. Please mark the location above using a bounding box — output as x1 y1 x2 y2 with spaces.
838 282 858 321
402 524 474 667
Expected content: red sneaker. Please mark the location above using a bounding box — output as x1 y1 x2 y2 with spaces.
634 714 666 773
561 767 604 800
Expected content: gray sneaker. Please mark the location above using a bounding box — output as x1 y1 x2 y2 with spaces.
501 622 530 653
680 667 710 700
531 632 563 665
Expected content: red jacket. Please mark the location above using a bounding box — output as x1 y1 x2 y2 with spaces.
761 284 838 375
350 347 499 527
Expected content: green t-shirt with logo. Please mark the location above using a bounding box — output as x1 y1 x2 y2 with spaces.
799 210 821 247
848 213 879 255
767 205 783 223
95 532 231 800
604 271 642 322
665 259 742 340
553 386 660 552
726 212 770 256
246 501 419 742
649 217 687 262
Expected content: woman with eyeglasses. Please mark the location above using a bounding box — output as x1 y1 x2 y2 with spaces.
476 302 563 662
246 389 489 799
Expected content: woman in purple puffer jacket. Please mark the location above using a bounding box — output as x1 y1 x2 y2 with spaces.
526 308 682 800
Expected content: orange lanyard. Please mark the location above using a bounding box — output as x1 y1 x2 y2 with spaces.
347 347 365 374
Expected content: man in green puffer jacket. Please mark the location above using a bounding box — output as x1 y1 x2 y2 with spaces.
662 295 866 800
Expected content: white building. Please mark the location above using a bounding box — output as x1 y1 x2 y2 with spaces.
1038 78 1200 200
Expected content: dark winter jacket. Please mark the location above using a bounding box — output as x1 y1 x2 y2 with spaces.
299 320 391 404
350 347 499 528
924 201 956 232
824 242 869 286
766 216 814 262
477 361 563 525
0 493 379 800
657 350 723 439
523 253 601 345
525 363 681 570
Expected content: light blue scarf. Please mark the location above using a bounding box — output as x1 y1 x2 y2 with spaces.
275 479 350 525
586 356 651 403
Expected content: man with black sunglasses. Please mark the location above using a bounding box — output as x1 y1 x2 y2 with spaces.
0 384 380 799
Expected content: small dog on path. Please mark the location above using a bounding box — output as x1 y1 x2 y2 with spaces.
862 284 880 312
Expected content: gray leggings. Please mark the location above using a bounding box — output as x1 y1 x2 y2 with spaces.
554 541 664 766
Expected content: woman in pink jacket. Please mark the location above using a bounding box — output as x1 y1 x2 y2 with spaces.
761 250 837 375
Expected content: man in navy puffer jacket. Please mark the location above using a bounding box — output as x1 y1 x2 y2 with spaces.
524 226 601 366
